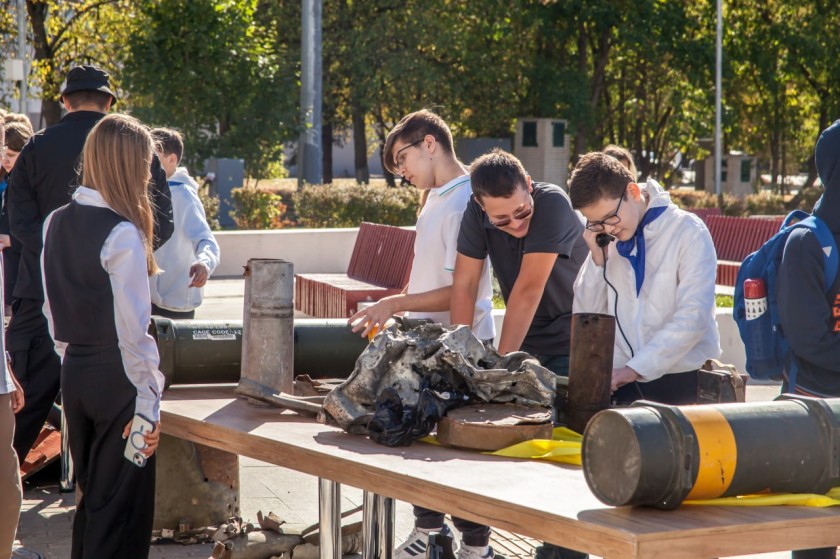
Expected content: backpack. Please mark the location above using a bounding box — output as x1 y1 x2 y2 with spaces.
733 210 839 381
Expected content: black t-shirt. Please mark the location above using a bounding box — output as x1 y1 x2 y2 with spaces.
457 182 588 355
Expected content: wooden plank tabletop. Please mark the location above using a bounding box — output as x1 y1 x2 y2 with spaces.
161 385 840 558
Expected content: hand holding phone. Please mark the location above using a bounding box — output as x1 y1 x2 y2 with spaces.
596 233 615 248
123 414 156 467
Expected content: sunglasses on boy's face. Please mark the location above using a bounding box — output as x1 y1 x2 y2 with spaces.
585 189 626 232
485 195 534 228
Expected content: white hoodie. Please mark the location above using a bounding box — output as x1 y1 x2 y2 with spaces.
150 167 220 312
573 179 721 381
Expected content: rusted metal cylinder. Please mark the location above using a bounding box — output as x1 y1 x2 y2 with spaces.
565 313 616 434
236 259 295 399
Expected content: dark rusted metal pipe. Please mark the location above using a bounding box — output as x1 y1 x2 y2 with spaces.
565 313 616 434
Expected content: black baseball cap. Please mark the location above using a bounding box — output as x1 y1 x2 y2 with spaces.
59 65 117 104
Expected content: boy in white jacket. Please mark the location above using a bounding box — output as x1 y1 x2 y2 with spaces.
150 128 220 319
569 152 720 404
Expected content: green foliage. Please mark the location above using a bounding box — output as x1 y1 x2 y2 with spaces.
668 188 824 217
229 187 288 229
716 294 733 308
120 0 298 179
13 0 840 188
198 183 221 231
293 185 419 228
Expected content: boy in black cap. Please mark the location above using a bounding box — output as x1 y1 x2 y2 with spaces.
6 64 173 463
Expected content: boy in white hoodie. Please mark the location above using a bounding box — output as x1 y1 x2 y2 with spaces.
150 128 220 319
570 152 720 404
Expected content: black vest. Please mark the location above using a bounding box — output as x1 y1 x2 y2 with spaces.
44 201 127 345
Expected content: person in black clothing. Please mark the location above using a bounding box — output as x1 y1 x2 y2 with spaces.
6 64 173 463
0 118 34 316
42 113 164 559
777 119 840 559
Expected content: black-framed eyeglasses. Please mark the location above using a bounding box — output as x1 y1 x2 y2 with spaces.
394 139 423 171
585 190 626 232
487 195 534 228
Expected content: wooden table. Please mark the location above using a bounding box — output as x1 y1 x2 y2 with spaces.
161 385 840 558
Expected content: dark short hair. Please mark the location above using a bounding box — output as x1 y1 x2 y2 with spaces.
569 152 635 209
470 149 528 200
150 127 184 163
4 121 32 152
602 144 637 179
63 89 113 111
383 109 454 175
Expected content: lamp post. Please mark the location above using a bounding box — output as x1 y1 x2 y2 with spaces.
298 0 323 188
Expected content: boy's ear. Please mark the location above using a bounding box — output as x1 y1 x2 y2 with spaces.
424 134 437 153
627 181 641 199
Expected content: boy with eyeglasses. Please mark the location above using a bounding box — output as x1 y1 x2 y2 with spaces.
349 110 497 559
569 152 720 405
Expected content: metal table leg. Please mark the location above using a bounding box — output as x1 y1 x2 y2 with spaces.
319 478 342 559
375 494 395 558
363 491 395 559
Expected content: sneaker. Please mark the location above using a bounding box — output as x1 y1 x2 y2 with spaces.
396 524 454 559
457 544 505 559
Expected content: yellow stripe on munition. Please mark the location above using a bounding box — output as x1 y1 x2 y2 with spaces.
683 407 737 500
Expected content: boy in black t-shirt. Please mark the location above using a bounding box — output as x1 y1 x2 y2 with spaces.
452 149 588 374
451 149 588 559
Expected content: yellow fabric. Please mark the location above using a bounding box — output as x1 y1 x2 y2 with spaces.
421 427 583 466
685 486 840 507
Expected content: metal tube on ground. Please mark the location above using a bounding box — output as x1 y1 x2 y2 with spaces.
565 313 616 434
582 395 840 509
236 259 295 399
151 317 368 386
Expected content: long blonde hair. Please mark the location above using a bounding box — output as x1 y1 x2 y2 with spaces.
81 114 159 275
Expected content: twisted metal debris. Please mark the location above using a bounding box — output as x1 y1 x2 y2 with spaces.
321 322 556 433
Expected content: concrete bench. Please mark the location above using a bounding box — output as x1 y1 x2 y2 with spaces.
295 222 416 317
706 215 783 286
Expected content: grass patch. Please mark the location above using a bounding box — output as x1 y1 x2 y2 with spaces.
716 294 734 308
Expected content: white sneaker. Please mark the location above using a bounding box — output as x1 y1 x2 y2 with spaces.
457 544 501 559
396 524 454 559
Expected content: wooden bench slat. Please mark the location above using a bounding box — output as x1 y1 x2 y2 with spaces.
296 223 416 317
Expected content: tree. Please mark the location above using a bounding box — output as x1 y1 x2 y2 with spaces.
121 0 300 178
23 0 127 126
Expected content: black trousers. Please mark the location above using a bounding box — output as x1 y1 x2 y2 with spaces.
6 297 61 463
612 369 700 406
413 506 490 547
62 344 156 559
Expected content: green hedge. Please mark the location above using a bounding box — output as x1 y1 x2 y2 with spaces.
292 184 420 228
229 187 289 229
669 188 824 217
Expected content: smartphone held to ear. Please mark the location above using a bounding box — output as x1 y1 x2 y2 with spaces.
124 413 155 467
596 233 614 248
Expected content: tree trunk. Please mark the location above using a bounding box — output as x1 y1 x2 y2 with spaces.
351 107 369 184
572 22 588 160
322 122 333 184
27 1 62 126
